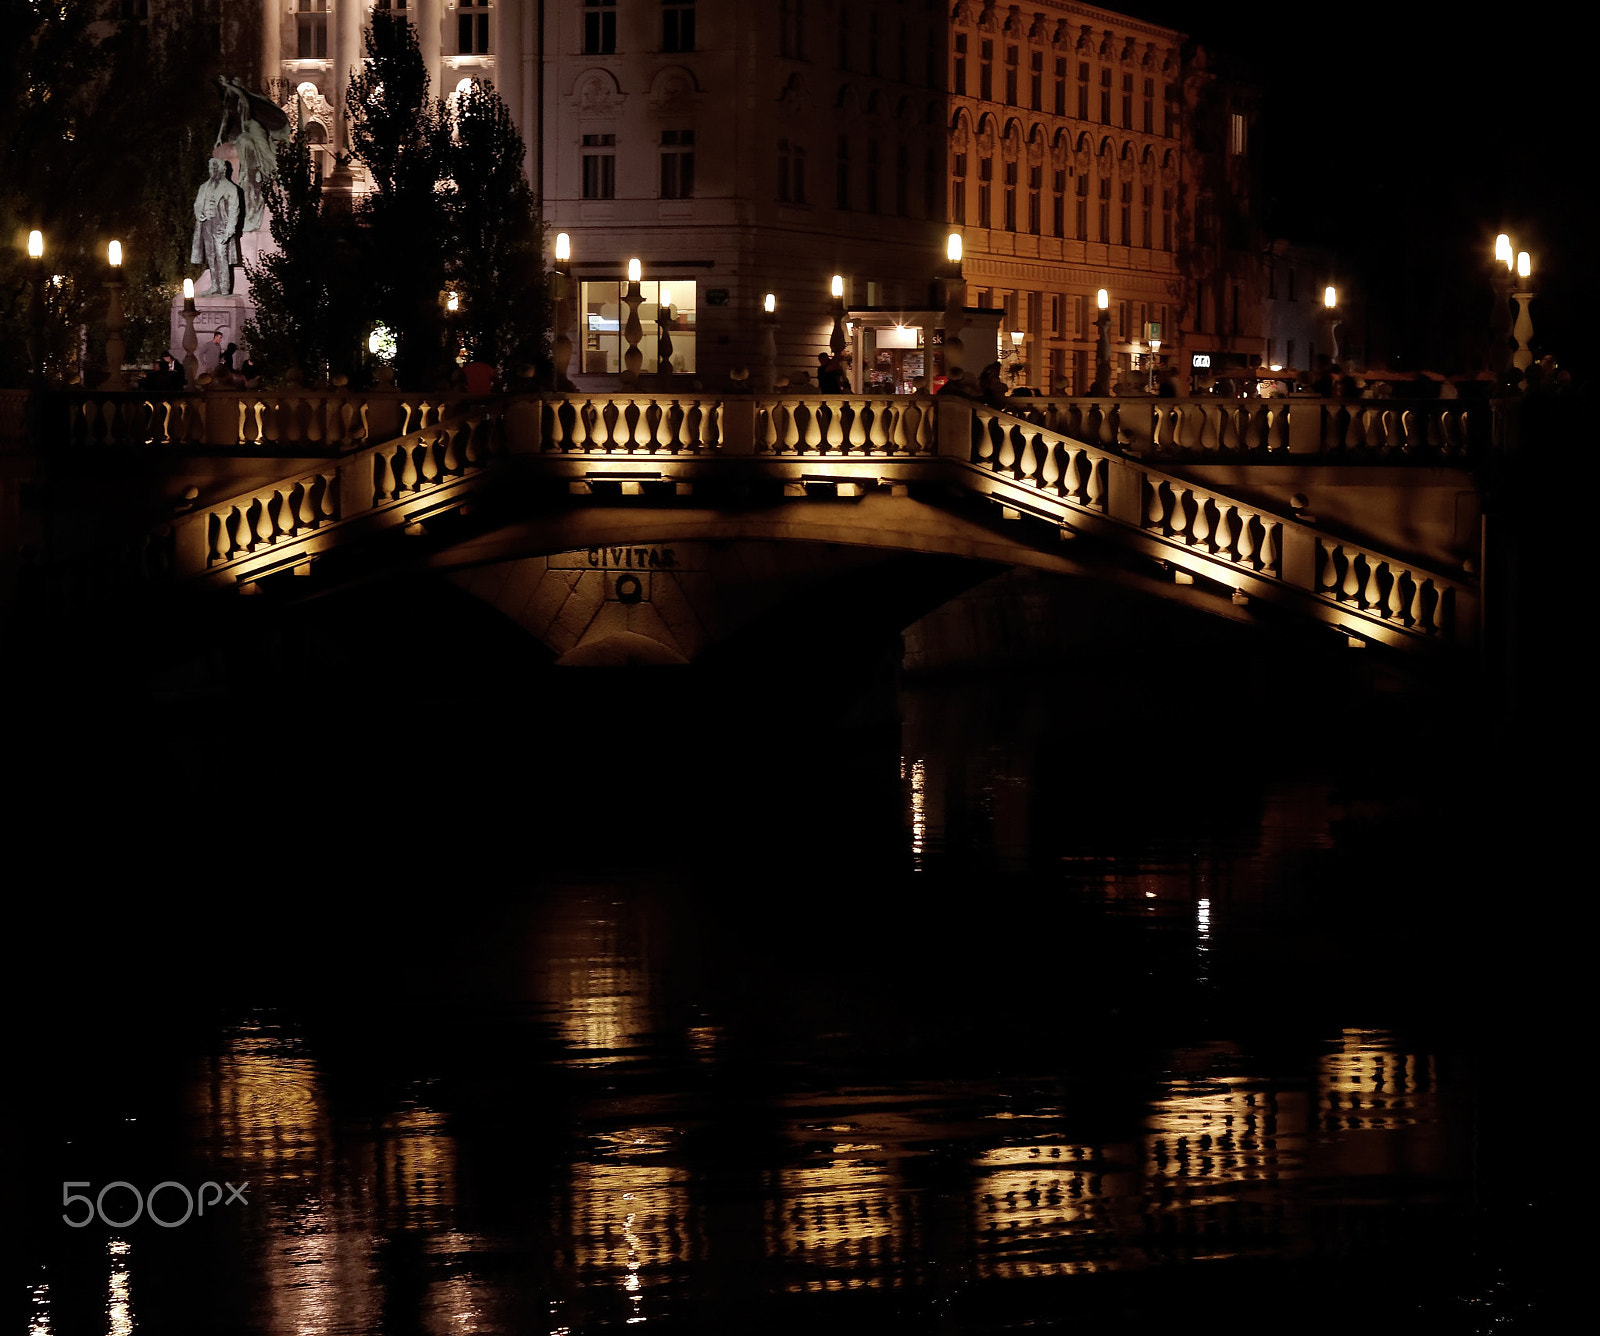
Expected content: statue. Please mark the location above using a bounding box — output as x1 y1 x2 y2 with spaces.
215 75 291 234
191 158 242 295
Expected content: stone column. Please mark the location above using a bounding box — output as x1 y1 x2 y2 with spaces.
333 0 364 149
260 0 281 87
417 0 442 95
494 1 521 122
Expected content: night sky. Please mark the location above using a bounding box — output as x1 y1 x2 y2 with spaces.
1134 1 1591 374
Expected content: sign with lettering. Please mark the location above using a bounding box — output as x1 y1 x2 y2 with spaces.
549 546 678 570
1191 353 1211 369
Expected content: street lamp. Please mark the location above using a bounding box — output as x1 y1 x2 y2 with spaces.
1323 284 1341 367
1147 336 1162 392
27 229 46 387
1512 250 1535 374
757 292 778 393
942 232 967 382
620 257 644 383
1489 233 1515 380
103 239 129 390
181 278 199 386
830 273 847 357
552 232 574 388
1091 287 1112 396
1007 328 1025 383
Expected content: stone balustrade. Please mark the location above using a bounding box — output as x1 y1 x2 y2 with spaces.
972 405 1109 511
1143 476 1281 576
1316 539 1454 638
537 392 721 454
755 395 935 457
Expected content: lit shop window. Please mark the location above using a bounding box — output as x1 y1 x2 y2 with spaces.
581 280 697 375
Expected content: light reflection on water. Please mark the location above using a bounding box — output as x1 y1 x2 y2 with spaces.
23 676 1505 1334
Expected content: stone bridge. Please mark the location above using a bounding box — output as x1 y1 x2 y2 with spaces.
5 387 1497 669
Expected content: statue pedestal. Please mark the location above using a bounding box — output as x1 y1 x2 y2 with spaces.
171 294 255 376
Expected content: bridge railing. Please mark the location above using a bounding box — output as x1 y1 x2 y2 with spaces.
999 395 1490 461
6 388 463 451
963 404 1474 645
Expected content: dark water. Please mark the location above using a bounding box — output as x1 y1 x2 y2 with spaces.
13 664 1551 1334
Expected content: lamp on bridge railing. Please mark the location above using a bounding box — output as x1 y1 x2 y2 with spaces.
1489 233 1515 380
942 231 967 382
26 229 46 387
1147 336 1162 392
102 239 129 390
1323 284 1341 368
621 256 644 385
1006 328 1026 382
1512 249 1535 377
180 277 200 388
552 232 575 389
757 291 778 392
829 273 847 357
1091 287 1112 396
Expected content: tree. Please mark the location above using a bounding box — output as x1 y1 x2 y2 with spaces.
446 81 550 382
344 12 451 388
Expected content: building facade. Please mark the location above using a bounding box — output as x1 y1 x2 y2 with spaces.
254 0 1261 390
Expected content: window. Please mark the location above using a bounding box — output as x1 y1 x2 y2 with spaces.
1097 176 1109 241
1003 158 1017 230
581 279 697 374
954 33 967 94
296 0 327 60
1143 78 1154 133
1030 51 1042 110
1099 68 1110 123
1229 112 1247 155
895 143 909 216
793 143 807 202
836 134 850 208
1141 184 1152 248
1119 181 1131 245
1027 164 1041 234
1164 83 1177 137
660 129 694 198
1051 168 1065 236
1077 62 1088 119
1054 58 1066 115
1121 73 1132 128
663 0 695 53
1162 187 1172 251
951 151 967 224
1051 293 1063 336
979 40 992 100
924 144 938 217
584 0 615 55
1005 45 1018 104
866 142 880 213
779 139 809 203
1075 174 1087 239
458 1 490 55
1288 269 1296 301
1267 265 1277 300
978 155 992 227
582 133 615 199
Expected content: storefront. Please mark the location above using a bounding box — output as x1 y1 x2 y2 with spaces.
844 307 1005 394
580 278 698 376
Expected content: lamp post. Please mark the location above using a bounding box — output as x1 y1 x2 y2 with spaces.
829 273 847 358
27 229 46 388
656 280 675 377
552 232 575 388
1489 233 1514 380
180 278 200 387
1147 337 1162 393
619 257 645 384
1323 284 1341 368
1511 249 1535 376
758 291 778 393
1091 287 1112 396
101 240 130 391
941 231 967 383
1007 329 1025 383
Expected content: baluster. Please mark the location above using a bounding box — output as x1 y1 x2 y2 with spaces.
1364 408 1385 450
1362 557 1383 610
1191 494 1212 548
1151 406 1169 452
594 399 615 450
647 399 666 452
1084 456 1103 509
1061 447 1081 500
396 440 417 492
781 400 802 451
1219 408 1241 452
545 400 567 452
1236 511 1256 566
420 430 441 483
848 399 869 451
1040 437 1060 490
374 447 395 503
677 400 697 450
252 497 273 545
973 410 995 463
208 513 224 563
1018 431 1040 485
824 401 845 451
1243 406 1264 451
224 507 244 557
1341 549 1362 602
442 427 463 474
1146 477 1167 529
868 403 888 453
1197 405 1219 452
319 474 338 520
296 481 316 527
997 424 1016 472
667 399 686 451
1168 486 1190 540
1343 407 1364 451
1260 521 1278 573
1409 575 1428 630
799 399 821 451
1317 542 1335 593
914 401 933 451
400 402 416 437
236 399 248 446
1388 567 1408 621
1214 502 1234 558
